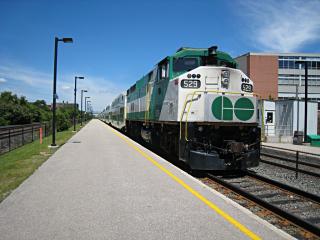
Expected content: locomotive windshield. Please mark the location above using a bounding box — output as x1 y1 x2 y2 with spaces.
173 57 199 72
201 55 236 68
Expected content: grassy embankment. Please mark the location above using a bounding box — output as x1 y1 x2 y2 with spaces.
0 123 86 202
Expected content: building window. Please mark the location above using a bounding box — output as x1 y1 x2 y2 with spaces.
278 56 320 70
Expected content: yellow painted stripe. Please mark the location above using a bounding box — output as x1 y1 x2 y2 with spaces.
106 125 262 240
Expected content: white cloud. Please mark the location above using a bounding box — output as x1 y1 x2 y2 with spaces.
0 65 51 86
63 74 126 111
0 63 126 112
61 85 71 90
239 0 320 52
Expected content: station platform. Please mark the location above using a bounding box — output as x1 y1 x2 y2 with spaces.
262 142 320 155
0 120 293 240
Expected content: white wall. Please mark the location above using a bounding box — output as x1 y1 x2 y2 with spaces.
292 101 318 135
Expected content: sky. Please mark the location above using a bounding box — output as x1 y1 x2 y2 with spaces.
0 0 319 112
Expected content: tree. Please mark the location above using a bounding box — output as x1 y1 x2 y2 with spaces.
0 91 77 133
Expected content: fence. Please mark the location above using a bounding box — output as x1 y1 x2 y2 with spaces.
263 124 293 136
0 122 51 155
261 145 320 178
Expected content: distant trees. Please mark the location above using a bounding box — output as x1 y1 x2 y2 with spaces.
0 91 42 125
0 91 91 131
56 105 73 131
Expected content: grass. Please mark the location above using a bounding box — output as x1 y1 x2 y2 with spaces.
0 123 86 202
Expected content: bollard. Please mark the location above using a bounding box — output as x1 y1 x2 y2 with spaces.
295 151 299 179
32 125 34 142
8 129 11 151
39 127 43 144
22 127 24 145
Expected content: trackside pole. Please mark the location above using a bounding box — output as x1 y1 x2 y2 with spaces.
40 127 43 144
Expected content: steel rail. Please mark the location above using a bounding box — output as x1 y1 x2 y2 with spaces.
246 171 320 203
207 173 320 237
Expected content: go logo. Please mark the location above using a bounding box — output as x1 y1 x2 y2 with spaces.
211 96 254 121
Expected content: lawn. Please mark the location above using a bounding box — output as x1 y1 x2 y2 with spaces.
0 123 85 202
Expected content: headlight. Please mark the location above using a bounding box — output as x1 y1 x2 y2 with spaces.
221 78 229 86
221 70 230 78
221 70 230 88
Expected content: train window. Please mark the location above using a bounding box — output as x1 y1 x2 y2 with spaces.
266 112 273 123
161 65 166 79
173 57 198 72
158 62 169 81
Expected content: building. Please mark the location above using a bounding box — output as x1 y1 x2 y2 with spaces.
260 99 318 142
235 53 320 101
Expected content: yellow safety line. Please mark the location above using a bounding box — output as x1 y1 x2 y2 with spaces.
105 124 262 240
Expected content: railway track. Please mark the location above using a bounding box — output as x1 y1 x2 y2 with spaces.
205 171 320 239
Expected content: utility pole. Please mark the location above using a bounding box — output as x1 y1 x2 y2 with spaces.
295 60 309 142
73 76 84 131
51 37 73 146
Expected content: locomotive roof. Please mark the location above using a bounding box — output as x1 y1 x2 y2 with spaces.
172 47 236 65
127 46 237 95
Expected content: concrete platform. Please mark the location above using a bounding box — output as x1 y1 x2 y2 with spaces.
263 142 320 155
0 120 293 240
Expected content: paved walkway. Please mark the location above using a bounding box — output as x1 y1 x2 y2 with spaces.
0 120 293 240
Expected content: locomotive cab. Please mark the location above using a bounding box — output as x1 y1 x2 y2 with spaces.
125 45 260 171
170 46 259 170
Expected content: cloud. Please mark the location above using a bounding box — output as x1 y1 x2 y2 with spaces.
63 74 126 111
0 62 126 112
239 0 320 52
61 85 71 90
0 65 51 86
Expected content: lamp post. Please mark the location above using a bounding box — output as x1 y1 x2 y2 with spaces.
295 60 309 142
87 100 92 120
51 37 73 147
73 76 84 131
86 100 92 112
80 89 87 126
85 97 90 122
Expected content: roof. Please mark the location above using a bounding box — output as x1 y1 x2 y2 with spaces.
172 47 236 64
235 52 320 59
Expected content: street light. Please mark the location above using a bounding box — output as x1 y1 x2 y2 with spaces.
295 60 309 142
51 37 73 147
85 97 90 122
87 100 92 120
80 89 87 126
86 100 91 112
73 76 84 131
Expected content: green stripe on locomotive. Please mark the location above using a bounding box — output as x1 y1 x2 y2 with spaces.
126 47 237 122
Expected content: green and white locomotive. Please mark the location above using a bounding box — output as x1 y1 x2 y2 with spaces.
101 46 260 170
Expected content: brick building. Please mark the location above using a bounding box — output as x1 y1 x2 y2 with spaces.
235 53 320 101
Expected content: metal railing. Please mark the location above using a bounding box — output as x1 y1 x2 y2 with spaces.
263 124 293 136
261 145 320 178
0 122 51 155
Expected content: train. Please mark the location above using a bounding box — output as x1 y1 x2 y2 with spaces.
99 45 260 171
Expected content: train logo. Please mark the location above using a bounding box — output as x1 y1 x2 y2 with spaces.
211 96 255 121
